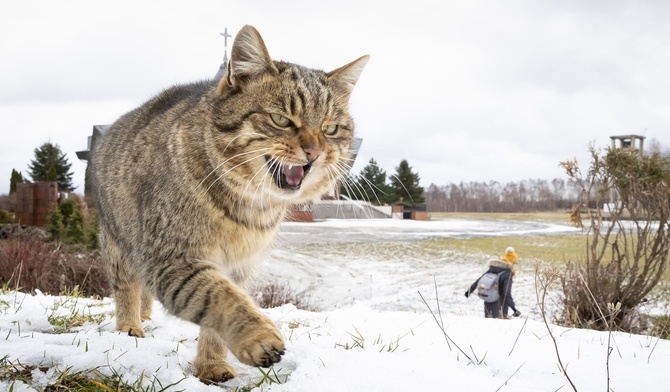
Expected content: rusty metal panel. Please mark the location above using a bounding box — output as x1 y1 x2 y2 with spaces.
14 182 58 227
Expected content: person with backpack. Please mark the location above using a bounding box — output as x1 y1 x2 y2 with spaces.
464 246 521 319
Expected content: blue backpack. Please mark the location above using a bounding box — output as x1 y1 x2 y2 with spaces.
477 272 501 303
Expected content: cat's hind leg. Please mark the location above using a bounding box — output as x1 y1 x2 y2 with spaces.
99 227 146 337
140 285 153 321
112 268 146 338
193 327 236 384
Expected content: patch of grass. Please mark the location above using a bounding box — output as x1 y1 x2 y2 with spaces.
335 327 365 350
45 287 111 334
334 326 404 353
295 240 445 262
255 366 287 387
230 366 287 392
0 356 186 391
424 234 588 266
429 210 574 223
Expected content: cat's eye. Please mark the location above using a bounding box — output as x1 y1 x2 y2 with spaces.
322 124 338 136
270 113 291 128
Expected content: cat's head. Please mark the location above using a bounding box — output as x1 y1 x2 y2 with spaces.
209 25 368 205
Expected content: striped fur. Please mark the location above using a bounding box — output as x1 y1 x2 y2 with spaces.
90 25 368 384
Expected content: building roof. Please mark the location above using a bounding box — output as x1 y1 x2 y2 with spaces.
76 125 110 161
610 134 646 140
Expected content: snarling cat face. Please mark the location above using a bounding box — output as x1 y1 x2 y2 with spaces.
206 26 369 205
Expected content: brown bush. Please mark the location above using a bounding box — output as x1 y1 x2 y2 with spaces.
250 281 318 311
58 249 111 298
559 263 648 333
0 233 110 297
0 235 59 292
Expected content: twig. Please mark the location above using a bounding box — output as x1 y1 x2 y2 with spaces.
647 336 660 364
508 316 528 356
535 264 578 392
433 276 450 351
495 361 526 392
417 290 471 362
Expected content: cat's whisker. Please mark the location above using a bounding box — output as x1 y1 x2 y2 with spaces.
248 151 282 211
323 167 347 219
329 165 376 219
331 162 385 219
196 147 272 192
337 160 389 207
205 148 273 193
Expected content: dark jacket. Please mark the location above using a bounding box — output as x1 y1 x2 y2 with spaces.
467 259 516 318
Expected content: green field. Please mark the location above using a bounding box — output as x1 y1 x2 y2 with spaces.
427 211 670 286
428 211 574 224
426 211 584 264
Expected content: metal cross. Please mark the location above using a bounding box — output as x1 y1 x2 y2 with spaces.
220 28 232 49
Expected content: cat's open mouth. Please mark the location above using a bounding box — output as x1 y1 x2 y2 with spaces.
265 157 313 191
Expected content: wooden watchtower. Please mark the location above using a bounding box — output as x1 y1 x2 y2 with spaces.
610 134 645 154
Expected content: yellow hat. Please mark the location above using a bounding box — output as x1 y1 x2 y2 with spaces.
502 246 518 264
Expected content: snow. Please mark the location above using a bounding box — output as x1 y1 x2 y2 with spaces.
1 218 668 391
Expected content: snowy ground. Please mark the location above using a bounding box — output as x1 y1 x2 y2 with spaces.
1 218 669 391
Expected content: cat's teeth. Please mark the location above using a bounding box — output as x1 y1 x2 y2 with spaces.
288 164 294 170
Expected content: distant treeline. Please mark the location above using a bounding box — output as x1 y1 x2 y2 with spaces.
425 178 580 212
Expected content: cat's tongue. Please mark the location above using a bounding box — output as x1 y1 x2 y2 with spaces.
282 164 304 187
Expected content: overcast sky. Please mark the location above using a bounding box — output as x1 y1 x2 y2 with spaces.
2 0 670 195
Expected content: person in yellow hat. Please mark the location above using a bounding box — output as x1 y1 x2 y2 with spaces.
465 246 521 318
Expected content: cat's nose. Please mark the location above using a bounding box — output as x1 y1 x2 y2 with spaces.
304 148 321 162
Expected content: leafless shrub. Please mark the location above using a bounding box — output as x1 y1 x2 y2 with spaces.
250 281 318 311
0 233 110 297
0 235 59 292
559 145 670 331
58 249 111 298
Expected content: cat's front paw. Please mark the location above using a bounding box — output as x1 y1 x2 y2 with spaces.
118 323 145 338
231 320 285 367
194 360 237 384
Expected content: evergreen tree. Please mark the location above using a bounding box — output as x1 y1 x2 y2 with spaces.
59 197 76 225
64 202 86 245
389 159 425 204
9 169 24 193
343 158 392 204
0 210 12 224
46 202 65 241
45 198 88 245
27 142 75 191
85 209 99 250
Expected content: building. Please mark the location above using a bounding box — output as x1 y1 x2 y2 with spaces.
610 134 645 154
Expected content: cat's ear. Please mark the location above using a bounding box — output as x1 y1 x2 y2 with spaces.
218 25 278 94
326 55 370 94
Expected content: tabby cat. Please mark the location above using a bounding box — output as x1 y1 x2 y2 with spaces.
90 25 368 384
